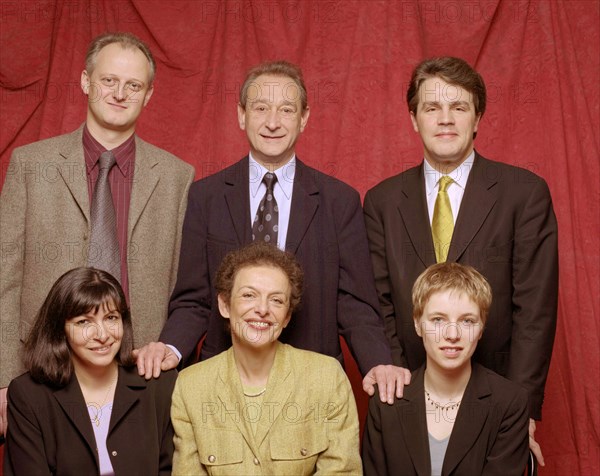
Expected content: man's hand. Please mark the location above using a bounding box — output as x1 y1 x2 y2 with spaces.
362 365 411 404
1 386 8 436
529 418 545 467
133 342 179 380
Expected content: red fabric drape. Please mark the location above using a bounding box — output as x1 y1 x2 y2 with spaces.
1 1 598 473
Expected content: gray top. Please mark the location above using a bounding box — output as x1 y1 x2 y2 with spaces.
429 432 450 476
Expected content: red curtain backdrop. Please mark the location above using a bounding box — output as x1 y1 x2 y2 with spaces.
1 1 598 473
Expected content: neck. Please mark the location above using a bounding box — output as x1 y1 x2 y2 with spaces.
232 341 278 388
252 152 293 171
86 120 134 150
73 360 118 391
424 150 472 175
424 359 471 399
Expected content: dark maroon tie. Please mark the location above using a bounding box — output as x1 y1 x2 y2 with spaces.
252 172 279 245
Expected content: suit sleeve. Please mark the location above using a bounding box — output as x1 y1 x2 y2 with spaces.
508 177 558 420
335 189 393 374
171 377 206 475
482 387 529 475
160 184 211 361
0 151 27 387
5 380 51 475
315 363 362 475
157 370 178 476
361 391 389 476
363 190 406 367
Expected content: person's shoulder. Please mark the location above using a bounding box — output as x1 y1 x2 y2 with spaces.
178 349 228 382
8 372 52 399
135 137 194 176
366 163 422 197
475 363 529 402
295 159 359 197
284 344 344 375
11 130 80 157
473 153 549 186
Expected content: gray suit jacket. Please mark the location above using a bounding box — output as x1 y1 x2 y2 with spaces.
0 127 194 386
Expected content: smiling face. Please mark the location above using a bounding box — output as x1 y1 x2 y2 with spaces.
411 76 480 173
218 265 292 351
65 300 123 374
238 74 310 168
81 42 154 138
415 289 483 375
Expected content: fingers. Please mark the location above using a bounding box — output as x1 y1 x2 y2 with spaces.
529 418 545 466
0 387 8 436
134 342 170 380
362 365 411 405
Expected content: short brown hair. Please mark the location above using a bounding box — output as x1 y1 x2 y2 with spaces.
24 267 135 387
406 56 486 117
239 60 308 111
412 262 492 326
85 32 156 83
215 242 303 314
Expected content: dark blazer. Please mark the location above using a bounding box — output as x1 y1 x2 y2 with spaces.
363 153 558 419
362 364 529 476
160 156 392 374
4 367 176 476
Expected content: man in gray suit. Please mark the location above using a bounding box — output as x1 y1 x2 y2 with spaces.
0 32 194 435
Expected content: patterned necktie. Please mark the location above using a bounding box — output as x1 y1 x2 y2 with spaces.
88 151 121 281
432 176 454 263
252 172 279 245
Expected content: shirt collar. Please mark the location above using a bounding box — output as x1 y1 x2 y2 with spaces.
248 153 296 200
83 125 136 175
423 151 475 196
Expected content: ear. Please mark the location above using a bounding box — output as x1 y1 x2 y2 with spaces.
282 311 292 329
473 113 481 133
410 111 419 133
143 84 154 107
217 294 231 320
299 106 310 132
237 103 246 131
81 70 91 96
414 318 423 337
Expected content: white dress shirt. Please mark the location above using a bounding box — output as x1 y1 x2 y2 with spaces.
249 153 296 251
424 151 475 224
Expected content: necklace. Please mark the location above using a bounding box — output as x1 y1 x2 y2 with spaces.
424 388 462 411
243 387 266 397
86 375 117 427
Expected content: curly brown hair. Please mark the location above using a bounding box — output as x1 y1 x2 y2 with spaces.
215 242 304 314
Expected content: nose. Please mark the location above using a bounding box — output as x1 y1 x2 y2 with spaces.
254 297 270 316
265 109 281 130
438 107 455 125
112 81 127 101
443 322 461 342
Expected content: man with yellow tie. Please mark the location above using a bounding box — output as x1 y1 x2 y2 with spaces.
363 56 558 467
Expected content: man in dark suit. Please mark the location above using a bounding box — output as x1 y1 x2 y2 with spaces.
136 61 409 401
363 56 558 465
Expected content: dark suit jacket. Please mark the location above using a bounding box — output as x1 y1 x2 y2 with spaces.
4 367 176 475
160 156 392 374
362 364 529 476
363 153 558 419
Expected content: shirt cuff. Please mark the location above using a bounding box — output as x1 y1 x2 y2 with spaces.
166 344 182 362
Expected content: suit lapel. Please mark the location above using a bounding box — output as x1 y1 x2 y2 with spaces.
53 376 97 458
58 127 90 222
447 154 498 262
397 164 436 267
254 343 293 448
129 138 160 236
217 348 255 450
442 364 491 475
398 367 431 476
108 367 144 434
285 159 319 254
224 157 252 245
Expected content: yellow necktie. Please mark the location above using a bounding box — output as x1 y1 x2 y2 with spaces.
432 176 454 263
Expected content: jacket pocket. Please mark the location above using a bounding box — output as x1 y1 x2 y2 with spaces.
270 421 329 474
197 428 244 472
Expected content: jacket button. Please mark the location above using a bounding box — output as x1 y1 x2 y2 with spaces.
300 448 307 456
253 457 259 465
208 455 216 463
111 451 117 456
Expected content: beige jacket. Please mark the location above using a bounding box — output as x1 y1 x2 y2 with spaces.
0 127 194 386
171 342 362 475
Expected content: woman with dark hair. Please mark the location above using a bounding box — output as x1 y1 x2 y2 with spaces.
4 267 176 475
171 242 361 475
